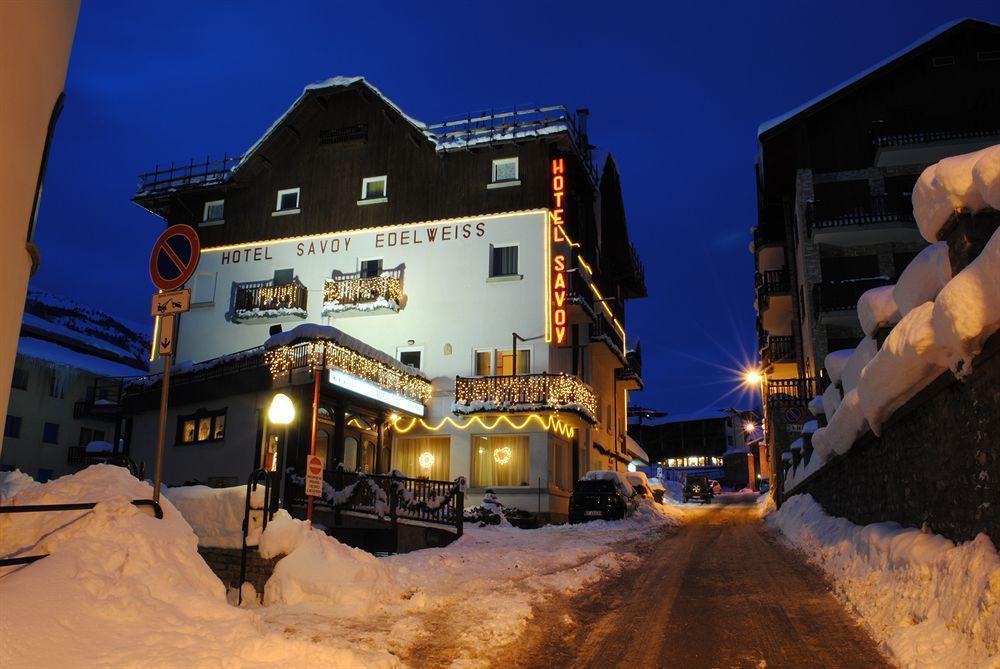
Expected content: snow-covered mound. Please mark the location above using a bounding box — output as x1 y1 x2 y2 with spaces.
768 494 1000 669
894 242 951 317
913 144 1000 242
0 469 38 503
165 483 265 549
0 466 395 668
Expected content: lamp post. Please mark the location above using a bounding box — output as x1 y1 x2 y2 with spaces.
266 392 295 509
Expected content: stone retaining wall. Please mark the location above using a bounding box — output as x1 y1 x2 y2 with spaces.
198 547 279 596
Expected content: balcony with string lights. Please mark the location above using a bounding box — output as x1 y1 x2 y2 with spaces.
232 279 308 323
453 373 598 425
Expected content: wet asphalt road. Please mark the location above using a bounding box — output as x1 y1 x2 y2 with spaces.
491 500 891 669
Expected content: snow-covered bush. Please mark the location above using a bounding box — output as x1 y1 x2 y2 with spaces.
463 490 532 527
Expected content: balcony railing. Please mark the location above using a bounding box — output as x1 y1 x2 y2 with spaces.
761 335 795 364
136 154 240 197
805 193 914 233
233 280 308 322
814 277 891 313
322 268 404 315
765 377 822 408
616 342 643 384
756 269 790 309
73 377 128 419
454 373 597 424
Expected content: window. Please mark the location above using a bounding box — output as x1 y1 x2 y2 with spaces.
491 158 519 184
11 367 28 390
360 176 387 202
360 258 383 278
42 422 59 444
396 436 450 480
474 348 530 376
202 200 224 224
5 415 21 438
275 188 300 213
273 268 294 285
192 272 217 305
397 347 422 371
489 244 519 278
49 371 66 399
177 408 227 445
472 435 530 487
549 437 573 492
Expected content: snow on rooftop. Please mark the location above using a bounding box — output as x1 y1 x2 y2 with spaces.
17 337 147 377
265 323 427 379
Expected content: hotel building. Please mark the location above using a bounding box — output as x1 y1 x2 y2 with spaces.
123 77 645 521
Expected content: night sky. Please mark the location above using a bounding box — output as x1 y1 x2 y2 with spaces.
32 0 1000 416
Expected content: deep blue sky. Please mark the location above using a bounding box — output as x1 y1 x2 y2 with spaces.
33 0 1000 415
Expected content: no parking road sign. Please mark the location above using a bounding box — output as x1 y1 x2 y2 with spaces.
149 224 201 291
305 455 324 498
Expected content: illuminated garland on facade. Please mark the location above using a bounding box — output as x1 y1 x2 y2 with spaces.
391 413 576 438
323 275 403 306
265 339 432 404
453 373 597 423
249 283 304 310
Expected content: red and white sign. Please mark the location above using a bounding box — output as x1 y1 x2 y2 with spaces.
305 455 323 497
550 157 568 345
149 224 201 291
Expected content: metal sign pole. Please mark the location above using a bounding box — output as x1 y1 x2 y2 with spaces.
152 320 173 504
307 369 321 521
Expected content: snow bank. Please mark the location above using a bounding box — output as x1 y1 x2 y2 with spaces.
807 394 824 416
913 144 1000 242
931 226 1000 377
0 466 395 668
858 285 901 337
258 511 398 611
841 336 877 394
894 242 951 317
0 469 38 503
769 494 1000 669
858 303 949 435
822 382 842 419
165 483 264 548
811 389 868 461
582 469 635 496
824 349 853 384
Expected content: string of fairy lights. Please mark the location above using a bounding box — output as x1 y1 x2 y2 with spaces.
250 283 305 310
454 373 597 422
391 413 577 439
323 275 403 305
265 339 432 404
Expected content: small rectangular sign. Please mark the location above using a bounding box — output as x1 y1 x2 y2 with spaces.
305 455 324 497
151 289 191 317
157 314 176 357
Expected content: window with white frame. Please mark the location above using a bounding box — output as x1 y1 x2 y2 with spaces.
202 199 224 224
275 188 300 212
472 434 529 487
397 346 423 371
361 176 387 201
192 272 217 305
491 157 518 183
489 243 519 277
360 258 383 278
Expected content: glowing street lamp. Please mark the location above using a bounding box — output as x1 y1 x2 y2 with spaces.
268 393 296 425
743 369 763 387
744 421 757 434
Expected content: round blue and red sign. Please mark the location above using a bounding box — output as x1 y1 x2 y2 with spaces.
149 224 201 291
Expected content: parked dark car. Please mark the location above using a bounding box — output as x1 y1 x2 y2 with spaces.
684 475 714 504
569 478 631 523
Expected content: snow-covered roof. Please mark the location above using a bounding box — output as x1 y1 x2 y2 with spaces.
758 19 987 138
644 407 737 426
265 323 427 380
17 337 147 377
625 435 649 464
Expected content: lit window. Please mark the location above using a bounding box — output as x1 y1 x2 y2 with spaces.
474 350 492 376
489 244 518 277
472 435 529 487
176 408 227 445
495 349 530 376
202 199 224 223
361 176 387 201
396 436 450 480
492 158 518 183
275 188 300 212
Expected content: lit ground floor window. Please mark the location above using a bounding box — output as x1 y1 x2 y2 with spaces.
472 434 530 487
396 436 450 480
549 436 573 492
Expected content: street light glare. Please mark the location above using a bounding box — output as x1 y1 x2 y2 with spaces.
744 369 763 386
268 393 296 425
744 421 756 434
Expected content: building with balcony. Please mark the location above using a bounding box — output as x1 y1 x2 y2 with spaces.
751 18 1000 496
123 77 646 522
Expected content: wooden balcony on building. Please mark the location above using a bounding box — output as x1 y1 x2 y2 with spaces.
322 268 404 316
233 280 308 323
755 268 791 309
765 377 822 409
761 335 795 366
814 277 891 324
805 193 922 246
615 343 643 391
73 377 129 420
453 372 597 424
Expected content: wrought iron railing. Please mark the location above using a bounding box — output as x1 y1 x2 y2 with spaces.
765 377 822 408
233 280 308 321
322 268 404 312
814 277 891 313
454 373 597 423
762 335 795 364
136 154 240 196
756 268 791 309
806 193 914 232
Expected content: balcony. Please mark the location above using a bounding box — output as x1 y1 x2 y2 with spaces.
765 377 822 409
233 280 308 323
322 268 404 316
453 373 597 424
73 377 128 420
753 226 785 253
755 269 791 309
761 335 795 366
805 194 921 246
615 343 643 391
814 277 891 320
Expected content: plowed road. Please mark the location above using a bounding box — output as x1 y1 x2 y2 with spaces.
491 499 890 669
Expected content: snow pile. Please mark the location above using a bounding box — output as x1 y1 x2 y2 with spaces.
858 285 900 337
165 483 265 548
894 242 951 317
789 390 868 489
858 303 950 434
0 469 38 503
807 394 824 416
821 382 843 418
841 336 877 394
769 494 1000 669
931 227 1000 377
258 510 398 611
582 469 635 497
824 349 853 384
912 144 1000 242
0 466 395 668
